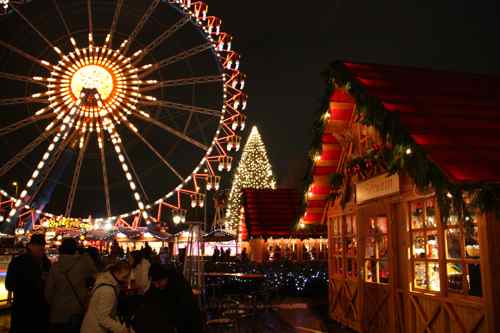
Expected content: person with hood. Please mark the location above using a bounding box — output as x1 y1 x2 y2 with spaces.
132 264 175 333
45 238 97 333
133 263 203 333
81 261 132 333
6 233 51 333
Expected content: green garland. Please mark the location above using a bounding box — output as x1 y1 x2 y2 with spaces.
327 61 500 220
296 71 335 228
297 61 500 227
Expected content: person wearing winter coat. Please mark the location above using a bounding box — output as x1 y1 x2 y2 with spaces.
45 238 97 333
6 234 51 333
128 251 150 294
132 263 203 333
80 261 132 333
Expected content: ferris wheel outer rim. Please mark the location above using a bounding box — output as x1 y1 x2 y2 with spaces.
0 0 247 225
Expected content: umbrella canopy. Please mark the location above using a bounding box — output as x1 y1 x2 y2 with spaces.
146 225 174 241
85 229 116 241
203 229 237 242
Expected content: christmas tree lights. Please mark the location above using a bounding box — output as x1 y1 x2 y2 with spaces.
225 126 276 232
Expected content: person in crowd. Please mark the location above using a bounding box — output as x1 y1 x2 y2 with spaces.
81 261 132 333
6 234 51 333
220 247 226 261
86 246 105 272
110 240 123 259
159 246 169 264
133 264 203 333
274 245 281 261
225 248 231 260
212 246 220 262
143 242 152 261
45 238 97 333
128 251 151 294
240 247 249 262
132 264 176 333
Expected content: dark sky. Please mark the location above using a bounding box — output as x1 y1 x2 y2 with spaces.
207 0 500 189
1 1 500 217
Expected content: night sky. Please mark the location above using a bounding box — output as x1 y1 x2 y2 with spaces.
208 0 500 189
0 0 499 218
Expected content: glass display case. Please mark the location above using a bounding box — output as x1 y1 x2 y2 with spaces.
445 214 482 297
365 216 390 284
409 198 440 292
330 215 357 279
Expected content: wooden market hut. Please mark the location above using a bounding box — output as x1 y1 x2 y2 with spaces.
301 61 500 333
241 188 327 262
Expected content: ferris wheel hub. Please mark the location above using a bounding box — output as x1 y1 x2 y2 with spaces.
71 65 114 100
47 44 142 114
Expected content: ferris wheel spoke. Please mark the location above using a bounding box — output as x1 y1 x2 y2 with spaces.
87 0 93 42
182 112 194 135
0 71 46 86
97 131 112 217
6 99 83 222
133 16 191 63
0 40 53 70
65 133 90 217
0 127 59 177
123 0 161 55
141 42 213 77
140 99 221 117
27 130 79 211
193 114 210 145
132 112 208 151
140 75 223 92
51 0 72 39
120 140 150 203
11 5 59 54
106 128 150 220
107 0 124 46
0 97 48 106
125 122 184 182
0 113 56 137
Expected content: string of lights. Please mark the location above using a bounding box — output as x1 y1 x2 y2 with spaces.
225 126 276 232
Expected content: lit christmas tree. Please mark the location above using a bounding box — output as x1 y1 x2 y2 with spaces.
225 126 276 232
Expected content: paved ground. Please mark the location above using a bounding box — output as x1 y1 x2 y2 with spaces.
0 301 353 333
215 299 354 333
275 301 354 333
0 310 9 333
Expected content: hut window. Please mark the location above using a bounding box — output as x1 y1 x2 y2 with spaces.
445 213 482 297
365 216 389 284
409 198 440 292
331 215 357 278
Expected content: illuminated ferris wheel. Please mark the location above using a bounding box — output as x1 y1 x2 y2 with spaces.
0 0 246 231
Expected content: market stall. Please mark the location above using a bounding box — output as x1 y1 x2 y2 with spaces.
301 62 500 333
241 189 327 262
